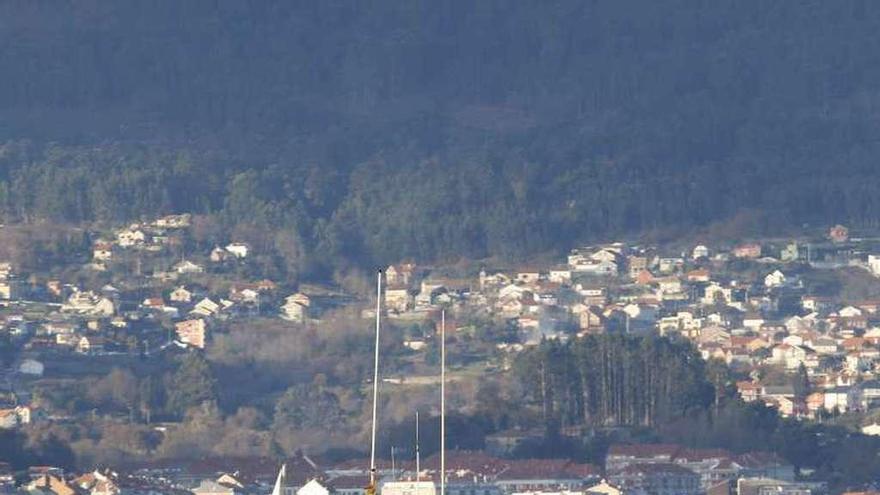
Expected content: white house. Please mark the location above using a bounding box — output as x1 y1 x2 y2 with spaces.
591 249 619 263
702 282 731 305
499 284 526 300
824 387 856 413
116 226 146 247
93 244 114 261
175 260 205 274
153 213 192 229
764 270 787 288
170 286 194 303
655 277 682 295
62 290 115 316
18 359 44 377
692 245 710 260
225 243 250 258
869 255 880 276
743 314 765 331
280 297 309 323
783 345 817 370
568 253 590 269
585 481 623 495
862 423 880 436
0 406 31 429
839 306 864 318
548 268 572 284
297 479 330 495
657 257 684 274
192 297 221 317
858 380 880 409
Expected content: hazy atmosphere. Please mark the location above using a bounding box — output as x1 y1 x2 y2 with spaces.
1 3 880 495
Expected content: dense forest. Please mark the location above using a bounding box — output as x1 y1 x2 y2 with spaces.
3 2 880 270
512 337 880 488
513 336 714 430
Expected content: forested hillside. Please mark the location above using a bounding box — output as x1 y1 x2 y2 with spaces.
513 336 714 430
513 339 880 487
2 2 880 270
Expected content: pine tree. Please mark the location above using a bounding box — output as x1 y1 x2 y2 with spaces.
167 352 217 417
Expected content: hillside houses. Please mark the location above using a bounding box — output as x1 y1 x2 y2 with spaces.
175 260 205 275
386 236 880 420
153 213 192 229
733 243 762 259
176 318 208 349
8 213 880 437
225 242 250 259
62 290 115 317
386 263 416 286
281 293 311 322
0 405 31 429
0 213 878 495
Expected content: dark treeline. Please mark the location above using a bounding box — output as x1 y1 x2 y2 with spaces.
513 337 880 488
3 3 880 269
513 336 713 431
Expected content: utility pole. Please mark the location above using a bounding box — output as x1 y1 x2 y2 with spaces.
440 309 446 495
368 270 382 495
415 411 420 481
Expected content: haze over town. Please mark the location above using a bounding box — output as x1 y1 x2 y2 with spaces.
3 3 880 495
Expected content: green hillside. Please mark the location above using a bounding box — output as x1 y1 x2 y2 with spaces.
1 2 880 270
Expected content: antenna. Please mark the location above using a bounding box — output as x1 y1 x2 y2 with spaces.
271 464 287 495
415 411 420 481
440 309 446 495
369 270 382 492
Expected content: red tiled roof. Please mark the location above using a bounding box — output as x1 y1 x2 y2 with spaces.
409 452 599 482
618 463 697 476
133 455 322 485
733 451 788 468
607 444 682 458
421 451 507 477
561 462 601 478
674 448 732 462
842 337 866 349
729 336 755 348
497 459 599 480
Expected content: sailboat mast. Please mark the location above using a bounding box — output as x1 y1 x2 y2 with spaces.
370 270 383 488
415 411 420 481
440 309 446 495
271 464 286 495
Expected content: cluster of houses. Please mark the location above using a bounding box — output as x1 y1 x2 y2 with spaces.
0 215 351 432
7 273 289 357
5 219 880 494
0 221 340 356
380 226 880 423
0 443 817 495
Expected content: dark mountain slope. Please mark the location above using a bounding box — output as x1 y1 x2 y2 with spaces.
1 2 879 267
